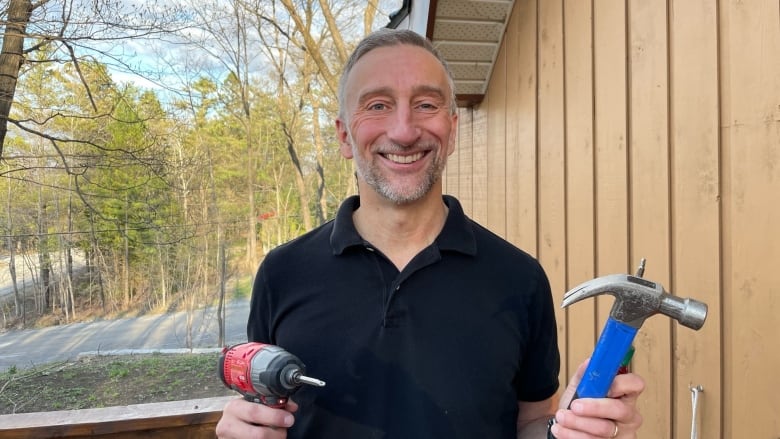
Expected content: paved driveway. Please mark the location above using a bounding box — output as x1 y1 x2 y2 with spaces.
0 299 250 372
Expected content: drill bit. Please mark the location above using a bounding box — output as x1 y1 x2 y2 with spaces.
293 372 326 387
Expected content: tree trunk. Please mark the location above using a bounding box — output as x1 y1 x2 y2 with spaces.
88 217 106 312
0 0 33 157
37 186 52 311
206 145 226 346
66 183 75 319
123 194 130 306
311 96 328 225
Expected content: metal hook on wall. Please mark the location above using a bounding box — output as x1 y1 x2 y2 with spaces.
689 384 704 439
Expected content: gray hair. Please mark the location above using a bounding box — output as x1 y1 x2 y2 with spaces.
337 28 458 119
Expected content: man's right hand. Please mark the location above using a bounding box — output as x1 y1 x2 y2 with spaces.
216 397 298 438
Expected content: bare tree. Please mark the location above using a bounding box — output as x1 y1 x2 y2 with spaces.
0 0 32 157
0 0 189 158
243 0 381 229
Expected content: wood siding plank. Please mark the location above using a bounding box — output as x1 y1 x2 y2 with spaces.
626 1 673 437
456 108 474 216
669 1 722 438
720 0 780 436
562 0 597 383
537 0 568 386
487 44 508 237
505 0 539 255
593 0 630 324
471 102 489 225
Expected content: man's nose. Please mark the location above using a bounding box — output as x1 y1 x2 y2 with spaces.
386 106 421 146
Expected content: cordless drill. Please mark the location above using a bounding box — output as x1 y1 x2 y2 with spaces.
219 342 326 408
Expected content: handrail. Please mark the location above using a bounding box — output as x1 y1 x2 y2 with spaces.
0 395 234 439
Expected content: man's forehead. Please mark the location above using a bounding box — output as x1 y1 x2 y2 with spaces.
353 44 442 70
345 45 450 97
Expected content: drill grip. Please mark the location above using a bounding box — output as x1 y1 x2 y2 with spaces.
572 318 638 401
243 393 287 408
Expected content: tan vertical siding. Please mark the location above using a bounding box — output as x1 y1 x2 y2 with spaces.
627 1 673 437
456 108 474 216
471 104 489 224
720 0 780 437
537 0 568 382
440 0 780 436
593 0 630 324
487 45 508 237
562 0 598 389
505 0 538 255
669 1 722 438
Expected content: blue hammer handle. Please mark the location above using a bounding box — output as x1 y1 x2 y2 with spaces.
573 317 638 400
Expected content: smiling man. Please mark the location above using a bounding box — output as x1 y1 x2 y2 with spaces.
216 28 645 439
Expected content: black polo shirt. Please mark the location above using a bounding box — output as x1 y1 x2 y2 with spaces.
248 195 560 438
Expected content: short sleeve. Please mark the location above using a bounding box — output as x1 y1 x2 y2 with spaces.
514 263 560 402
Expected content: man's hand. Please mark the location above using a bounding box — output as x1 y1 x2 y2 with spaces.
550 360 645 438
216 397 298 439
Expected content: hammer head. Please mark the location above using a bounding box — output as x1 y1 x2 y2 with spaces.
562 274 708 330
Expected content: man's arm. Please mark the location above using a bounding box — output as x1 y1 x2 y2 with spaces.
516 396 558 439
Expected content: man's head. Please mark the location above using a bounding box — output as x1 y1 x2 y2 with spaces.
338 29 457 120
336 29 458 205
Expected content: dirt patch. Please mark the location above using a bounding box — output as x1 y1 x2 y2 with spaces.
0 352 236 415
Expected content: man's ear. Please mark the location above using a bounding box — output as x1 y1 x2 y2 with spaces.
446 112 458 156
335 118 354 159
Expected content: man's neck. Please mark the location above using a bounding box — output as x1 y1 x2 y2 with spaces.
352 190 449 271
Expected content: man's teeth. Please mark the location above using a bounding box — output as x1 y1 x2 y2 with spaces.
385 152 424 164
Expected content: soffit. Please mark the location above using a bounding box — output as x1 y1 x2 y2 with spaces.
427 0 515 107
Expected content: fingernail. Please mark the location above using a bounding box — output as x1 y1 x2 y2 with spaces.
284 414 294 427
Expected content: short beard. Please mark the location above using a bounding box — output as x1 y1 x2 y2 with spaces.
349 135 447 205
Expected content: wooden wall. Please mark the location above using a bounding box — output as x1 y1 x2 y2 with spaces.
442 0 780 437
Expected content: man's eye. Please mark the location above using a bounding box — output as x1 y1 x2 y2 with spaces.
368 102 386 111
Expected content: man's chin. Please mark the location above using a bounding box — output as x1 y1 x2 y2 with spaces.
377 183 436 205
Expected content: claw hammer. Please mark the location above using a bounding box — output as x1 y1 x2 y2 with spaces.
562 260 708 400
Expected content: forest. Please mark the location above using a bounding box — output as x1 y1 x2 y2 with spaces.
0 0 399 340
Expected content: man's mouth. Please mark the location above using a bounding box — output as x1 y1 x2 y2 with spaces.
384 152 425 164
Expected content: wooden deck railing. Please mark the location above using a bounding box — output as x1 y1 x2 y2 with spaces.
0 396 234 438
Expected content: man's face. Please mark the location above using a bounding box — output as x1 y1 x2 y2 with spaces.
336 44 458 204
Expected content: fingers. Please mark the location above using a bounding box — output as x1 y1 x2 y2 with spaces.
552 361 646 438
551 409 623 438
607 372 646 401
568 395 640 425
216 397 296 439
559 359 590 409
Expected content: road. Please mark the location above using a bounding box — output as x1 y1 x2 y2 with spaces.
0 252 86 302
0 299 250 372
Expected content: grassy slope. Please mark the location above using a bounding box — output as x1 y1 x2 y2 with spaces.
0 353 235 415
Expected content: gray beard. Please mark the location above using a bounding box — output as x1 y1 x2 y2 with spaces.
356 156 444 204
345 130 448 204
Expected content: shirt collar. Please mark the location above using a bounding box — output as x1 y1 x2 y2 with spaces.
329 195 477 256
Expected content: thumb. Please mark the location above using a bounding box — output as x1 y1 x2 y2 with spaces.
559 359 590 409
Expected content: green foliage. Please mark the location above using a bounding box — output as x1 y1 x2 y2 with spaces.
1 0 386 326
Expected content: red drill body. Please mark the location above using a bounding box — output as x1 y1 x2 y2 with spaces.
219 342 325 407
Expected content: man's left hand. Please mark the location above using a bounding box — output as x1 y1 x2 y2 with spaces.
549 359 645 438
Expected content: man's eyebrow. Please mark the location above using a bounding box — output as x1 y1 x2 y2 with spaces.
357 85 448 106
357 86 395 107
411 85 447 100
